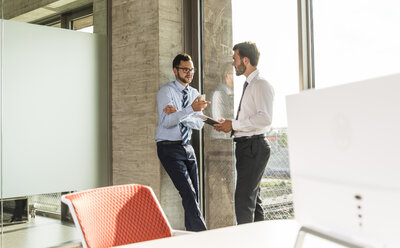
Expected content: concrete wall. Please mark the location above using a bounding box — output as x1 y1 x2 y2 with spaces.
111 0 160 191
3 0 57 19
93 0 106 35
111 0 185 229
4 0 93 22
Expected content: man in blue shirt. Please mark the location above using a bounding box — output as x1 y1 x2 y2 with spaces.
155 53 210 231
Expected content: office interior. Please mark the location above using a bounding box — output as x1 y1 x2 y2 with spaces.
0 0 399 247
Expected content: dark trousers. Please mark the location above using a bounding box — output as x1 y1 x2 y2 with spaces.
12 199 27 221
157 143 207 231
234 136 270 224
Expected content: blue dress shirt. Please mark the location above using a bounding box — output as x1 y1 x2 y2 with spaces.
155 80 205 142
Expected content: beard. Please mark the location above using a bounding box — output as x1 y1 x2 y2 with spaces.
235 61 246 76
177 73 193 84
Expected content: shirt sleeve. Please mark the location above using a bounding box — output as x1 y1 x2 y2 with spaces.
211 91 224 120
157 86 194 128
181 88 204 130
232 80 274 132
181 111 205 130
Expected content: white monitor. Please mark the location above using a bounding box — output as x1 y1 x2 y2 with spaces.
286 74 400 248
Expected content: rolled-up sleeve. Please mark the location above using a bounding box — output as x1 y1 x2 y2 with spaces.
181 112 205 130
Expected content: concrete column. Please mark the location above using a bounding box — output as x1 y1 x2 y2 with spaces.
111 0 185 229
93 0 107 35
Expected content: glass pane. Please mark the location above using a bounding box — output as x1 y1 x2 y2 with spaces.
232 0 299 220
77 25 93 33
2 20 108 198
52 22 61 28
313 0 400 88
202 0 236 228
1 0 4 237
1 0 108 247
73 15 93 33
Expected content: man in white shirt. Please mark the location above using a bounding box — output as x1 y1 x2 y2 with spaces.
214 41 274 224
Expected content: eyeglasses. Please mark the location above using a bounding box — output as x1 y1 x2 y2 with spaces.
176 67 196 74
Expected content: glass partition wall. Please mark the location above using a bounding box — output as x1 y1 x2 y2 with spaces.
0 0 109 247
202 0 236 229
202 0 299 229
1 0 3 242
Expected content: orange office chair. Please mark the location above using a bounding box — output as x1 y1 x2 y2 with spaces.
61 184 180 248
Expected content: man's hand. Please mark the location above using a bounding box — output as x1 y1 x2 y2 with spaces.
214 119 233 133
163 105 177 115
191 96 211 112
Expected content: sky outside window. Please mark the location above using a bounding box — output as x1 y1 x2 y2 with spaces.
232 0 299 128
313 0 400 88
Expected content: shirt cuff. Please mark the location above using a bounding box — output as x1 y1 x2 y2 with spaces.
232 119 239 131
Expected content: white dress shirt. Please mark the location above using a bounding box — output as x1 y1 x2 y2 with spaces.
232 69 274 137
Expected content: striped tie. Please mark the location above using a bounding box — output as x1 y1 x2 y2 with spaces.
180 88 190 144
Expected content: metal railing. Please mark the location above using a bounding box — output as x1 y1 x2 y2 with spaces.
25 128 292 222
28 192 61 215
261 128 294 220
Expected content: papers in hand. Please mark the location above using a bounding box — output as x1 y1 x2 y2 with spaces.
195 114 221 125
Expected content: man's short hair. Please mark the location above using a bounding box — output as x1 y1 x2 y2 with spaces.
233 41 260 66
172 53 192 68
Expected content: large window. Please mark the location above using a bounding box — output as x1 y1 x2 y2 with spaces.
73 15 94 33
313 0 400 88
232 0 299 220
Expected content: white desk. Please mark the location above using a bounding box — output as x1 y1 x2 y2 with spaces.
116 220 301 248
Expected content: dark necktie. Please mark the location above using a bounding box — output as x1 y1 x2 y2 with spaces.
180 88 190 144
231 81 249 137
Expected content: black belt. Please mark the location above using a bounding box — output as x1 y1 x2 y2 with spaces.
233 134 265 142
157 140 186 146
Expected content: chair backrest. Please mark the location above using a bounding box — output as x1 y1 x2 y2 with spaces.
61 184 172 248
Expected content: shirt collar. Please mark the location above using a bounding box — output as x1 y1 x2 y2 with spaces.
174 80 189 92
246 69 260 84
221 84 233 95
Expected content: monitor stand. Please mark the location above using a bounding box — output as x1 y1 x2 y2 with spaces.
294 226 368 248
